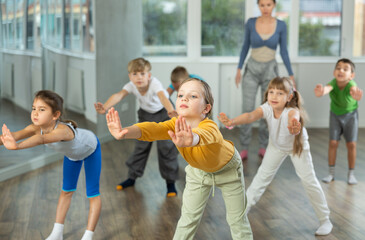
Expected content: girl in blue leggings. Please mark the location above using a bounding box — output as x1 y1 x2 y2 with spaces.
1 90 101 240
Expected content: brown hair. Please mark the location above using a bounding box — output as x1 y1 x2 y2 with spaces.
34 90 78 128
180 78 214 118
171 66 189 83
335 58 355 73
127 57 151 73
263 77 307 156
257 0 276 3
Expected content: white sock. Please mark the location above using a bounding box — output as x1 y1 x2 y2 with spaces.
348 169 358 185
322 166 335 183
45 223 64 240
81 230 94 240
315 219 333 235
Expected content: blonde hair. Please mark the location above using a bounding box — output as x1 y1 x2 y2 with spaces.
171 66 189 83
127 58 151 73
263 77 308 156
180 78 214 118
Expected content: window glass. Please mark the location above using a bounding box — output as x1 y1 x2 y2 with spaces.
15 0 23 49
6 0 14 48
275 0 291 46
353 0 365 57
201 0 245 56
299 0 342 56
81 0 93 52
46 0 54 45
54 0 61 47
142 0 187 56
40 0 46 43
26 0 40 50
26 0 35 49
64 0 70 49
71 0 81 50
1 0 7 47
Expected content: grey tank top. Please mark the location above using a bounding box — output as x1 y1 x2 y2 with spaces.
42 122 98 161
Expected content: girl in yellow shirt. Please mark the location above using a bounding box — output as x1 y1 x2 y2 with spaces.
106 78 253 240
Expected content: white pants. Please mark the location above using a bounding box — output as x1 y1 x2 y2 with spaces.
173 149 253 240
246 141 330 223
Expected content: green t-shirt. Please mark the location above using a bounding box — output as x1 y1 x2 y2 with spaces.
328 78 358 115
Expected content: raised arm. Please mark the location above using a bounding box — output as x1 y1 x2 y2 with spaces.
166 86 174 97
350 86 363 101
157 91 178 118
1 123 73 150
106 107 142 140
0 124 38 146
167 116 199 147
287 109 301 135
218 107 263 127
94 89 129 114
314 84 333 97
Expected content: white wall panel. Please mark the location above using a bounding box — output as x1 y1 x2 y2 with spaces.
66 67 85 112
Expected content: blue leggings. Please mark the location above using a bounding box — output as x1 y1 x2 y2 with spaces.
62 139 102 198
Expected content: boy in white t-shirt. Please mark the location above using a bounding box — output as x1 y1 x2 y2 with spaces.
94 58 179 197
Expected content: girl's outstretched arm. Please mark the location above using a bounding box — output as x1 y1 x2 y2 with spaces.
167 116 199 147
2 123 74 150
0 124 38 146
287 109 301 135
106 107 141 140
218 107 263 127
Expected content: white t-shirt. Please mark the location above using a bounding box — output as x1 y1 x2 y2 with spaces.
123 76 169 114
260 102 309 153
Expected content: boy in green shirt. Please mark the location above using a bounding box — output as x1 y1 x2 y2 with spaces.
314 58 363 184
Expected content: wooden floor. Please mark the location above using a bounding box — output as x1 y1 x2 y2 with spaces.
1 99 365 239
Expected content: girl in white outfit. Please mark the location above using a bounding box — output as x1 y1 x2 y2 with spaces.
218 77 333 236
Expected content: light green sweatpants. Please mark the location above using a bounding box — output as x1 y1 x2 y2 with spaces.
173 149 253 240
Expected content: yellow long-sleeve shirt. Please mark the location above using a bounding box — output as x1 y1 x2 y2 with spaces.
135 117 234 173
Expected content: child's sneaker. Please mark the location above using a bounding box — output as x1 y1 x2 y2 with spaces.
348 173 358 185
116 178 135 190
240 150 248 160
322 175 334 183
258 148 266 158
315 219 333 235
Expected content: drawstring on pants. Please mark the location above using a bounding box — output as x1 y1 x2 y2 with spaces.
200 173 216 197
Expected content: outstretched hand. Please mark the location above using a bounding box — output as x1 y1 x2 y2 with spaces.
1 124 18 150
168 110 178 118
350 87 363 101
106 108 129 140
218 112 234 128
94 102 107 114
287 118 301 135
314 84 324 97
168 116 194 147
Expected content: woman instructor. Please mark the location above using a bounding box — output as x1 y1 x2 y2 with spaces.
235 0 295 160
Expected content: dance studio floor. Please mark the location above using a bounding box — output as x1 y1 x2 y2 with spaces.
1 98 365 239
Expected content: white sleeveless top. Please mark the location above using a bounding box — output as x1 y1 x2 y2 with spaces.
260 102 309 153
42 122 98 161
